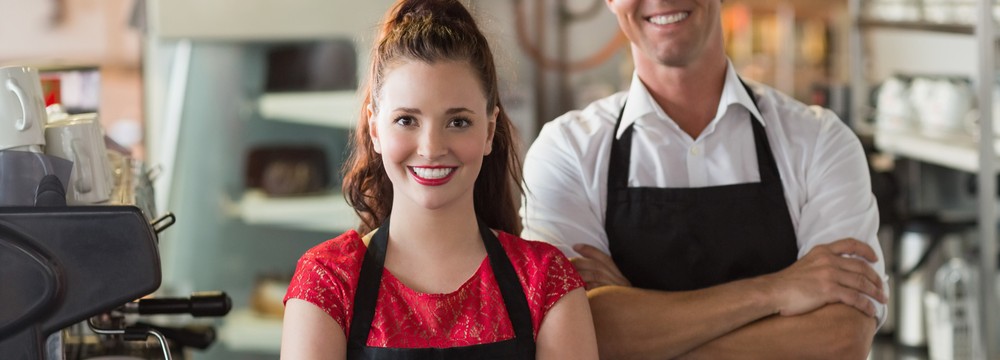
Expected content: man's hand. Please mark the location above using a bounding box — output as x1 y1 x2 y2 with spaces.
571 244 631 290
762 238 887 317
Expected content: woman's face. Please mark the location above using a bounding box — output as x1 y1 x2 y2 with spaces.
369 60 497 212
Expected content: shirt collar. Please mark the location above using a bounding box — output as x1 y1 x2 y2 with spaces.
616 60 765 140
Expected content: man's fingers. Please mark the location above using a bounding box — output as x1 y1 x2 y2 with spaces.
571 255 630 287
574 244 626 278
837 288 877 317
569 257 604 274
574 244 613 261
836 271 885 303
577 269 615 290
835 257 885 293
826 238 878 263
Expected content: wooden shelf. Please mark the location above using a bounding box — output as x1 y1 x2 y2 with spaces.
257 91 358 129
236 190 358 233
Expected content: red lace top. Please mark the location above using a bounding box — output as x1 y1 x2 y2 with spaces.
283 230 583 348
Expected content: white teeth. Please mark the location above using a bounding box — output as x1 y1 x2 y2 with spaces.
411 167 454 179
649 12 688 25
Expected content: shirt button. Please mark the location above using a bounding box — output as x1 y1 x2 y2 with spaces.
690 146 700 156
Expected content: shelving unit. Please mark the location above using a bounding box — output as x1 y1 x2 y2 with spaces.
244 89 361 231
849 0 999 357
143 3 400 358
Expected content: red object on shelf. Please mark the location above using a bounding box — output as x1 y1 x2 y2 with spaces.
39 74 61 107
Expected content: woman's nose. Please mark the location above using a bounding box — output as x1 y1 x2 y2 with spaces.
417 128 447 159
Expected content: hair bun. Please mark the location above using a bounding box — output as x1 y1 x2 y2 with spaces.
398 8 434 27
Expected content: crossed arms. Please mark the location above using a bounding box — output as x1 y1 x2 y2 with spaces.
574 240 883 359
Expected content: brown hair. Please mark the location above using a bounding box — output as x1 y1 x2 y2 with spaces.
342 0 523 235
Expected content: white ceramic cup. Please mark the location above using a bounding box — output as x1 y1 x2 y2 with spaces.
44 113 113 205
912 78 973 137
875 77 915 132
0 66 47 152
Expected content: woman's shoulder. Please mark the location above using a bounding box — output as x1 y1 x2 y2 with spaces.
495 231 575 271
285 230 366 331
495 230 584 332
298 230 367 271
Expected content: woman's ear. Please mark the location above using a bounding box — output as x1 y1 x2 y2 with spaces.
485 106 498 156
367 104 381 154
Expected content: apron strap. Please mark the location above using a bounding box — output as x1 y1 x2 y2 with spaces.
347 216 391 348
737 79 783 187
479 218 537 356
607 103 631 189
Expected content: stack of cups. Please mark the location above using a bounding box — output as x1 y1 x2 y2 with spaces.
0 66 76 206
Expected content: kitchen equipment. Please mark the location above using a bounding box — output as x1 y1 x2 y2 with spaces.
911 78 974 138
0 66 47 152
897 221 932 347
922 0 955 23
0 150 72 206
926 236 984 360
0 205 228 360
894 217 973 348
865 0 920 21
876 76 915 133
0 206 161 359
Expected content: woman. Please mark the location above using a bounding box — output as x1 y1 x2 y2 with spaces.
280 1 598 359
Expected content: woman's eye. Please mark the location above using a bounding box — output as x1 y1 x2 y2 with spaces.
448 117 472 128
393 116 415 127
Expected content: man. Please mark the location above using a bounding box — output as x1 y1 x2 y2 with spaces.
520 0 888 358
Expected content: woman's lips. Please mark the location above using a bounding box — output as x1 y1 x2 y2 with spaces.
409 166 457 186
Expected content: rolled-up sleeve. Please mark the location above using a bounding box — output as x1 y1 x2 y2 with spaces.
794 107 887 326
520 112 614 258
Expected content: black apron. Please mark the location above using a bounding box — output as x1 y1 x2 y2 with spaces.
346 216 536 360
604 80 799 291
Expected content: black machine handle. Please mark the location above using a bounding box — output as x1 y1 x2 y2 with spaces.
150 212 176 235
125 292 231 317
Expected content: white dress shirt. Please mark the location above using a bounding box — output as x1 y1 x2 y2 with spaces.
520 61 886 324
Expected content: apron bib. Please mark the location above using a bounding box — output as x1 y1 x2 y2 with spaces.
604 80 799 291
346 216 536 359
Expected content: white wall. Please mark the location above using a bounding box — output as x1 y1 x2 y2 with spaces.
867 30 978 82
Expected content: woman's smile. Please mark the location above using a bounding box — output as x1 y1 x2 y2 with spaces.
409 166 458 185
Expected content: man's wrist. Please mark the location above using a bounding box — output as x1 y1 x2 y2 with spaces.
744 275 781 317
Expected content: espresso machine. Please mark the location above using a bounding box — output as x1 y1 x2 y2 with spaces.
0 65 231 359
0 187 232 359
